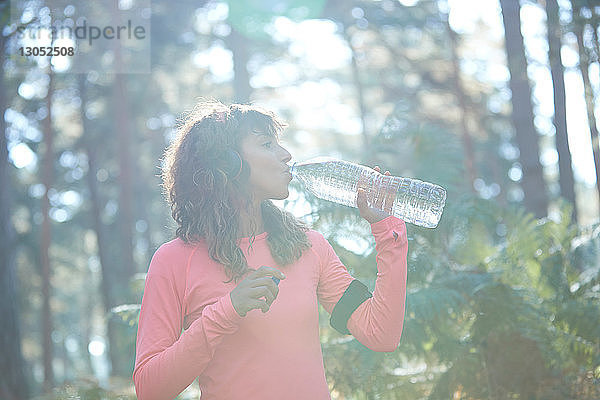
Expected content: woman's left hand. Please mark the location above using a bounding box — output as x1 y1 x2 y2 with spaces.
357 166 392 225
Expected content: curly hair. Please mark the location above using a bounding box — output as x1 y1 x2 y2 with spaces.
161 101 311 281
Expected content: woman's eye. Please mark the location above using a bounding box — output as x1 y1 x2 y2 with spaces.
263 141 272 148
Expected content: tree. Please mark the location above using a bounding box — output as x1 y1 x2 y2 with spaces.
40 66 55 391
572 0 600 215
112 38 137 381
224 26 253 102
499 0 548 218
77 74 126 378
546 0 577 221
0 5 29 399
441 8 477 190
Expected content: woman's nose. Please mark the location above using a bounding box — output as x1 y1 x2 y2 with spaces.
280 145 292 164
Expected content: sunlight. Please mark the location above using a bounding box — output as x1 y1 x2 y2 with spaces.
449 0 597 187
192 44 234 82
8 142 37 169
88 338 106 356
273 17 351 70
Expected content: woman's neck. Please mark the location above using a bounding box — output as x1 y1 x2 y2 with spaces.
238 201 264 238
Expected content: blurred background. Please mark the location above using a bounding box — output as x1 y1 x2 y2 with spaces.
1 0 600 399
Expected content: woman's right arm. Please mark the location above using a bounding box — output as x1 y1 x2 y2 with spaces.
133 254 242 400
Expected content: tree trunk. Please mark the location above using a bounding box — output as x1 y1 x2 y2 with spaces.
0 21 29 400
41 67 55 392
114 74 135 287
226 26 252 102
592 8 600 85
572 2 600 215
344 29 370 153
83 2 137 377
546 0 577 222
499 0 548 217
78 76 122 378
444 11 477 190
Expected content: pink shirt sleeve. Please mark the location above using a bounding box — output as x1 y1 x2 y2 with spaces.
133 247 243 400
316 216 408 352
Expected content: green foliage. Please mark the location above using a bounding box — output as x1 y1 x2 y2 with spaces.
110 304 141 328
320 191 600 399
228 0 327 39
296 100 600 398
109 273 146 328
32 379 136 400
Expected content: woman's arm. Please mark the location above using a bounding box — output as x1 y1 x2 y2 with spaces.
133 250 242 400
316 216 408 352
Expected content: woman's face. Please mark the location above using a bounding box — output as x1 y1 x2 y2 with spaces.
240 131 292 202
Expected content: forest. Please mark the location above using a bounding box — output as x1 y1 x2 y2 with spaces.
1 0 599 399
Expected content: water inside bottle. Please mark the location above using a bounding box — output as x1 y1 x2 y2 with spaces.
391 178 446 228
291 159 446 228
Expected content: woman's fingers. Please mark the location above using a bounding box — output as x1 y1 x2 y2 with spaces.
253 299 270 313
248 277 279 298
243 298 270 315
231 266 285 317
248 276 279 288
373 165 391 176
231 286 273 316
357 188 368 208
247 286 276 306
357 166 393 224
244 285 274 313
247 266 284 300
250 265 286 281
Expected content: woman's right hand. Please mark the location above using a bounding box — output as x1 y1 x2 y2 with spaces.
230 266 286 317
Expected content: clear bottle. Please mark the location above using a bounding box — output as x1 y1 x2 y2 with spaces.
290 157 447 228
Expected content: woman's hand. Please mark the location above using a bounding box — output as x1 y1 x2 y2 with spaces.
230 266 286 317
357 166 392 225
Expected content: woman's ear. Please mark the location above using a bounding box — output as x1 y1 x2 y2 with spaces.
219 149 243 179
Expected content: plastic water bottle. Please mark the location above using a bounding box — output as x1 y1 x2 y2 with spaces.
290 157 446 228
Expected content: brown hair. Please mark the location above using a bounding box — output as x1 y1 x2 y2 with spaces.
161 101 311 281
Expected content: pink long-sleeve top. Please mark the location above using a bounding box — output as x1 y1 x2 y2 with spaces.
133 216 408 400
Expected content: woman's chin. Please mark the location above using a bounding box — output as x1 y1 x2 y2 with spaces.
271 188 290 200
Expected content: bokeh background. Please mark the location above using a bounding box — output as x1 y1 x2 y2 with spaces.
1 0 600 399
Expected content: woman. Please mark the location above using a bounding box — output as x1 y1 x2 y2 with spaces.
133 101 408 400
